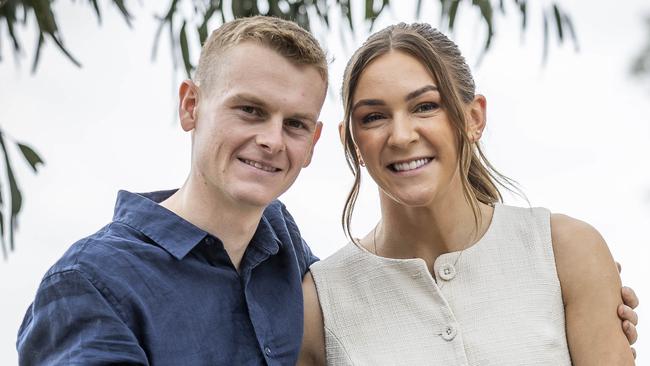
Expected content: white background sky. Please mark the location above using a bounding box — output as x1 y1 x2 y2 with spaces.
1 0 649 364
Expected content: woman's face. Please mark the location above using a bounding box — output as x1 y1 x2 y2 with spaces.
348 50 463 208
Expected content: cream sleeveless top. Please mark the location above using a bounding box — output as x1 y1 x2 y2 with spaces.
310 204 571 366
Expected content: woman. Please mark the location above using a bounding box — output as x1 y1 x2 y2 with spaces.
300 23 636 365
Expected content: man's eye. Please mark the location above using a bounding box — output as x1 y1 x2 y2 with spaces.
414 102 439 113
361 113 383 124
285 119 306 129
240 106 260 115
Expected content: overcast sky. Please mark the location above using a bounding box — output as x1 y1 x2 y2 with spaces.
1 0 649 363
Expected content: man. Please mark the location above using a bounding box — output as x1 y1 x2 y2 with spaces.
17 16 639 365
17 16 326 365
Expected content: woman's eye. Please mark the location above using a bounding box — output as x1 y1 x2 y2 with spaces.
414 102 439 113
361 113 383 124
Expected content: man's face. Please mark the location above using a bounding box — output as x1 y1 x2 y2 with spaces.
181 42 326 209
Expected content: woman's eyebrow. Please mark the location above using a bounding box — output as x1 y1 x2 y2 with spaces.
405 85 439 101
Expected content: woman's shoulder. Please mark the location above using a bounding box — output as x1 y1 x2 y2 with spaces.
310 241 364 271
549 213 619 302
550 213 607 259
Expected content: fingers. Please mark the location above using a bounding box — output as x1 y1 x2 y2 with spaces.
622 286 640 309
619 304 639 326
622 320 638 345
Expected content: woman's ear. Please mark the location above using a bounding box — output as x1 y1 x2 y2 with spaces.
179 80 200 132
467 94 487 142
338 121 365 167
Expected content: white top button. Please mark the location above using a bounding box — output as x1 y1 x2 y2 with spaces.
441 325 457 341
438 263 456 281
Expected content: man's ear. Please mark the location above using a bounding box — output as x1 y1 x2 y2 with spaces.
467 94 487 142
303 121 323 167
179 80 200 132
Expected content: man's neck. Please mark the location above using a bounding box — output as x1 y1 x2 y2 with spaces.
160 180 264 271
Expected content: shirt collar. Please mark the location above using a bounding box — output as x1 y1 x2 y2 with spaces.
249 213 281 256
112 190 208 260
112 190 284 260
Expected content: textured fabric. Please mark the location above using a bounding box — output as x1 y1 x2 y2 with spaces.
310 204 571 366
17 190 318 366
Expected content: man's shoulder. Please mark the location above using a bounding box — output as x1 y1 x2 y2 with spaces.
44 221 151 282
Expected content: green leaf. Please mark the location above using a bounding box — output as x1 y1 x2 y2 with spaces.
448 0 461 31
179 21 192 79
0 208 6 260
518 0 527 31
475 0 494 51
552 4 563 42
365 0 374 21
542 10 549 64
562 14 579 51
111 0 133 27
0 171 5 259
31 34 44 74
152 0 179 60
17 143 44 172
89 0 102 24
0 132 23 252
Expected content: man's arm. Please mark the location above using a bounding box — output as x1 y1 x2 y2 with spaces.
298 272 326 366
17 269 148 365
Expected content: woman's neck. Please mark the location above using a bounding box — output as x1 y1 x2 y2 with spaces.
370 185 494 272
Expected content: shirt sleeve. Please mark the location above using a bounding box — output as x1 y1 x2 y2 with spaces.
278 202 319 274
17 269 149 365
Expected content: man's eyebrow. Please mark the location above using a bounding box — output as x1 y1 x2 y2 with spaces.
405 85 439 101
229 93 269 108
229 93 317 123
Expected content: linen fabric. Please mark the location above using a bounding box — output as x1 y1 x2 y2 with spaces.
17 190 317 366
310 204 571 365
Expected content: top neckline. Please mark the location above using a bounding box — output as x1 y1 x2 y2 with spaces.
350 203 501 264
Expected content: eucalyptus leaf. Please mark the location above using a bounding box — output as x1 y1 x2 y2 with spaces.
17 143 44 172
179 21 192 78
0 132 22 252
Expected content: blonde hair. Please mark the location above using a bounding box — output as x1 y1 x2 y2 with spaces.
341 23 521 241
194 16 328 91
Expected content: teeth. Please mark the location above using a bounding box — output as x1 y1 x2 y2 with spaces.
242 159 278 172
392 158 431 172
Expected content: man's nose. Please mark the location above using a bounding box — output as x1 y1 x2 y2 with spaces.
255 117 285 154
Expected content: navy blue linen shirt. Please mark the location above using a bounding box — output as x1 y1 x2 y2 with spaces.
17 190 319 365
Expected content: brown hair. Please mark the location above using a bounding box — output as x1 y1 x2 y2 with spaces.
194 16 328 90
341 23 521 241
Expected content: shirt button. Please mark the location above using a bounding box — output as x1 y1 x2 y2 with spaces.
438 263 456 281
264 346 272 356
441 325 457 341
